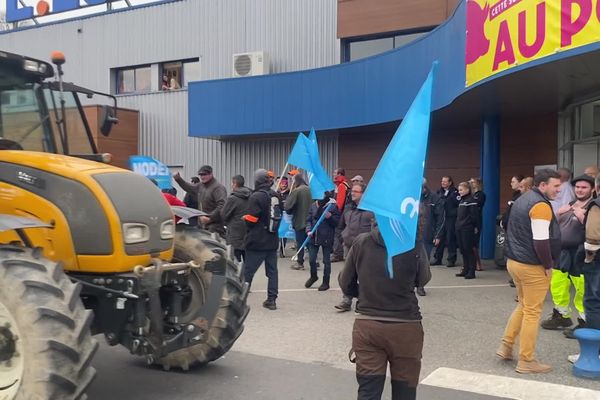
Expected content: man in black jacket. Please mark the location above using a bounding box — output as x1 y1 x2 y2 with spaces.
243 169 281 310
433 176 460 267
221 175 251 262
339 225 431 400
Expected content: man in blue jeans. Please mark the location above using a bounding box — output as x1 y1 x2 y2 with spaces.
243 169 281 310
583 174 600 330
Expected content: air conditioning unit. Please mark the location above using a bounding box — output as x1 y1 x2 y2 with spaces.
232 51 270 77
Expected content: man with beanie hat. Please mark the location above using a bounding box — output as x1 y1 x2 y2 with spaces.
174 165 227 235
243 169 281 310
541 174 594 336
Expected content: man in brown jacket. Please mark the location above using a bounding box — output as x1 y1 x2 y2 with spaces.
174 165 227 235
339 224 430 400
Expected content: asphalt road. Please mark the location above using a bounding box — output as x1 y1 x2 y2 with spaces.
87 255 600 399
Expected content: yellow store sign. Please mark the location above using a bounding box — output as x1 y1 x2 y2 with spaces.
466 0 600 86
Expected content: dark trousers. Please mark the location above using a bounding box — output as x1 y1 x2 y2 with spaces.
234 249 245 263
333 225 344 258
457 227 476 277
353 319 423 400
424 241 433 261
584 260 600 330
308 244 332 278
295 229 308 265
243 249 278 300
434 216 457 264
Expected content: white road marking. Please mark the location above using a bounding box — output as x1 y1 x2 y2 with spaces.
421 367 600 400
252 284 509 293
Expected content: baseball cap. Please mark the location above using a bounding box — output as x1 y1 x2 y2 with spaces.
197 165 213 175
267 170 275 178
351 175 364 182
571 174 595 187
288 169 300 176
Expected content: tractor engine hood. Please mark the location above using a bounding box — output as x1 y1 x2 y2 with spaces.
0 151 173 258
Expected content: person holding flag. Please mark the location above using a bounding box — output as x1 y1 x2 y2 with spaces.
339 63 437 400
285 174 312 270
283 129 336 268
304 192 340 291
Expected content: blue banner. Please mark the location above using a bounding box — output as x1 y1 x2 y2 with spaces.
359 62 438 277
128 155 172 190
288 132 335 200
278 212 296 239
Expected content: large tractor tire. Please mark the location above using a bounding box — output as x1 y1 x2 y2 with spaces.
157 229 250 370
0 245 98 400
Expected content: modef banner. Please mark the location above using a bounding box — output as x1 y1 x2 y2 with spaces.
128 155 172 190
466 0 600 86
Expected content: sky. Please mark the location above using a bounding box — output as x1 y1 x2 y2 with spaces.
0 1 160 21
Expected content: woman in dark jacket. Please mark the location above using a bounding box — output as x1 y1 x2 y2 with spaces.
304 193 340 291
455 182 481 279
221 175 251 262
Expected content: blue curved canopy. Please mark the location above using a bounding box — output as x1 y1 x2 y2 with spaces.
187 0 600 137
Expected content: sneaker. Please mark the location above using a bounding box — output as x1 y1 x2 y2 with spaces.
563 317 586 339
305 275 318 288
455 270 467 277
541 308 573 330
291 262 305 270
568 354 580 364
416 287 426 296
496 343 513 360
508 279 516 288
262 299 277 310
334 300 351 312
515 360 552 374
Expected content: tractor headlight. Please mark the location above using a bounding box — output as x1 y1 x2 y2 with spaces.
23 59 40 72
160 220 175 240
123 223 150 244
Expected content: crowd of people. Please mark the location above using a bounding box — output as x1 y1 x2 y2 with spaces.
165 163 600 400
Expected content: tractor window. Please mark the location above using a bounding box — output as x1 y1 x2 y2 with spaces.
43 89 94 155
0 84 50 152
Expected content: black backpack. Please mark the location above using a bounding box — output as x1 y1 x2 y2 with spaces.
260 190 282 233
342 181 352 209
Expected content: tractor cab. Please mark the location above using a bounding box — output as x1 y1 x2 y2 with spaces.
0 51 117 162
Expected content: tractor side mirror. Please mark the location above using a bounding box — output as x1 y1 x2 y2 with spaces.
99 105 118 136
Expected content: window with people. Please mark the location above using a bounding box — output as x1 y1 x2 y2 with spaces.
113 58 200 95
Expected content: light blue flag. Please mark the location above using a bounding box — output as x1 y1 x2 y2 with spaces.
359 62 438 277
308 128 319 158
288 132 335 199
278 212 296 239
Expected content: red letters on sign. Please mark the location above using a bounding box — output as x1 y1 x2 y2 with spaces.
493 20 516 71
561 0 593 46
518 2 546 57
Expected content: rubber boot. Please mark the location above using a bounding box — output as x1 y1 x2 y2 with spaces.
305 273 318 288
318 276 330 291
356 374 385 400
391 379 417 400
